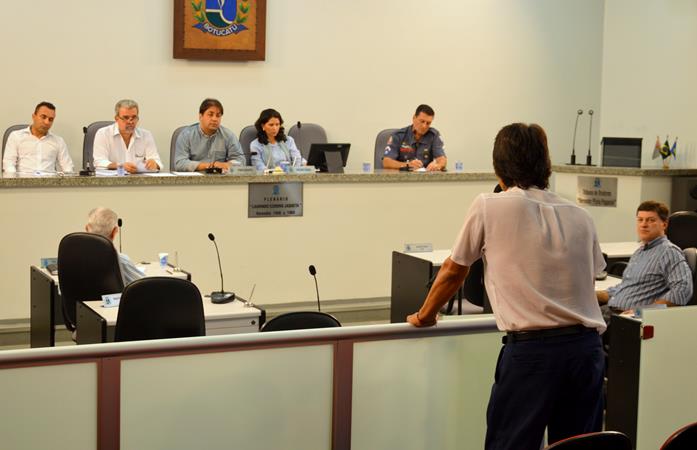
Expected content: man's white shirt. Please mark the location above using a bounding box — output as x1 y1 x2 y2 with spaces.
2 127 74 173
92 123 162 170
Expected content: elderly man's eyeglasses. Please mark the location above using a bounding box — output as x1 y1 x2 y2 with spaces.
117 115 139 122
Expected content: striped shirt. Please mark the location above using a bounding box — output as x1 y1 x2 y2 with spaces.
607 236 692 309
118 253 145 286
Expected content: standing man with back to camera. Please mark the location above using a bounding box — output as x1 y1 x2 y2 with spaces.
408 123 606 450
382 104 447 171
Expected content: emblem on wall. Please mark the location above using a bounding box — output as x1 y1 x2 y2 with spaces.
192 0 249 36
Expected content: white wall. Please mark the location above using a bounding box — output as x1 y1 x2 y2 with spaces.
0 0 604 171
600 0 697 169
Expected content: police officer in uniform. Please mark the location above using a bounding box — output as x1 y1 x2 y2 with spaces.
382 104 447 171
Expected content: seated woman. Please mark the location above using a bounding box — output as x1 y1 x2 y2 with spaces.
250 109 305 171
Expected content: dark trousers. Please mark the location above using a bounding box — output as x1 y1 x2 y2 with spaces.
484 331 605 450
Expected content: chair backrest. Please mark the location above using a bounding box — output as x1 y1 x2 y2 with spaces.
169 125 188 171
2 124 29 157
607 261 628 277
544 431 632 450
667 211 697 250
82 121 112 169
261 311 341 332
287 122 328 160
238 125 257 166
661 421 697 450
683 247 697 306
114 277 205 342
374 128 398 169
57 232 124 330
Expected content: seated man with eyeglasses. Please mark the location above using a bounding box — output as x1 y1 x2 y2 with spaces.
92 99 163 173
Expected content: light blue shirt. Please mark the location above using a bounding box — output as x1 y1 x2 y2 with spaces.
118 253 144 286
250 136 303 171
174 124 245 171
607 236 693 309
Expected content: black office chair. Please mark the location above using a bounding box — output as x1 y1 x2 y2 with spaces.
607 261 627 277
667 211 697 250
544 431 631 450
57 232 124 332
114 277 205 342
683 247 697 306
261 311 341 332
661 421 697 450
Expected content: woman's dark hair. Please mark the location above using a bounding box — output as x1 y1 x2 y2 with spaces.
492 123 552 190
254 108 286 145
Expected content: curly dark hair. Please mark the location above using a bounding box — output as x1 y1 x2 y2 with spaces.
254 108 287 145
492 123 551 190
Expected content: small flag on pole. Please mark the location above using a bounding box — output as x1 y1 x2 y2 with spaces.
660 136 671 159
652 136 661 160
670 137 678 159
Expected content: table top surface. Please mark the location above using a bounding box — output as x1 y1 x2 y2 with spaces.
83 298 262 325
401 242 639 266
40 261 188 283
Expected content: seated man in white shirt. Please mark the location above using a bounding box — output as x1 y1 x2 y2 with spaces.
85 207 144 286
92 99 162 173
2 101 74 174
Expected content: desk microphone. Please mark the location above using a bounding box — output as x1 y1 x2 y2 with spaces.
568 109 583 165
208 233 235 304
586 109 595 166
308 265 321 312
117 218 123 253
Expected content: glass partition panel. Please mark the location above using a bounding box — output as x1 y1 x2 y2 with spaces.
121 344 334 450
0 362 98 450
352 331 502 450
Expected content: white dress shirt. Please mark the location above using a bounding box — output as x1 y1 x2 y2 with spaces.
450 187 607 333
2 127 74 174
92 123 162 170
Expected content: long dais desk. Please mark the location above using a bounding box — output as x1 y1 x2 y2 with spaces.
76 298 263 344
29 263 191 347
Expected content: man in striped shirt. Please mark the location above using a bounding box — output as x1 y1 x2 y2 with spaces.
597 200 693 316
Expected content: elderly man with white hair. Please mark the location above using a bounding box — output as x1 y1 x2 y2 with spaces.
85 207 144 285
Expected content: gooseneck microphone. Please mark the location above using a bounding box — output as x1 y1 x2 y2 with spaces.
586 109 594 166
308 265 321 312
208 233 235 304
117 218 123 253
569 109 583 165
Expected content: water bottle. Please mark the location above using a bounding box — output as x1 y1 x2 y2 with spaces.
117 163 125 176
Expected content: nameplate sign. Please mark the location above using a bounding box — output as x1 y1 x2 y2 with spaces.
101 293 122 308
230 166 256 175
248 182 303 218
576 176 618 207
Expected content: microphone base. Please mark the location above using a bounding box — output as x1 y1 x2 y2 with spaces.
567 154 577 165
586 155 595 166
211 291 235 304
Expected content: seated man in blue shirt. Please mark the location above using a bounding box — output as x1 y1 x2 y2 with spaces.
597 200 693 317
382 104 447 171
173 98 246 172
85 207 144 286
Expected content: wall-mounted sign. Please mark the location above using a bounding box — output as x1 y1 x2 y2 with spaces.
248 182 303 217
173 0 267 61
577 176 618 207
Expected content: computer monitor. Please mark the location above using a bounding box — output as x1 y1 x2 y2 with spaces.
601 137 642 168
307 143 351 173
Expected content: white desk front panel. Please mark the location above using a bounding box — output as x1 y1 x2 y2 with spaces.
120 344 333 450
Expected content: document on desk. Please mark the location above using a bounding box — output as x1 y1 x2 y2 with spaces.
141 172 175 177
172 171 204 176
